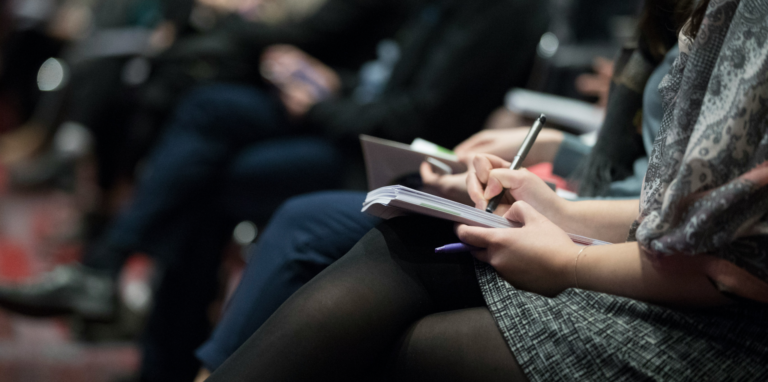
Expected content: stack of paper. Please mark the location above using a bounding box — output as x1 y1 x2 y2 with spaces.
363 185 610 246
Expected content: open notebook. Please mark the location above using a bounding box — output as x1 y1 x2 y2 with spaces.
362 185 610 246
360 135 467 190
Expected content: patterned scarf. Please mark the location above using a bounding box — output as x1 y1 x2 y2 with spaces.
630 0 768 289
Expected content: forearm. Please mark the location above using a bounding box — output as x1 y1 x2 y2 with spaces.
573 243 732 307
557 199 639 243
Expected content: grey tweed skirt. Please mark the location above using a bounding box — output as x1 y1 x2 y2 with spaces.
475 263 768 381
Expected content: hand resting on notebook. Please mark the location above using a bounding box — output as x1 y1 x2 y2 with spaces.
456 201 578 297
419 161 473 205
453 126 564 164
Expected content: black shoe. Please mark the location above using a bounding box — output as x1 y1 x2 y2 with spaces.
0 264 116 321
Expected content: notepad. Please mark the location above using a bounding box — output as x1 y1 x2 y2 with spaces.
360 135 467 190
362 185 610 246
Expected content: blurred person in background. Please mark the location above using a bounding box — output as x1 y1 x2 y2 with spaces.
0 0 199 207
0 0 405 380
0 0 403 181
0 0 388 226
0 0 548 381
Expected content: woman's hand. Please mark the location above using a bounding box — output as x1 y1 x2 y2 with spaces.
278 81 325 118
456 201 579 296
419 161 473 205
260 45 340 118
575 57 614 108
453 128 563 165
467 154 568 223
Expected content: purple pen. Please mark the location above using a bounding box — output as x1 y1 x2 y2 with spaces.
435 243 482 254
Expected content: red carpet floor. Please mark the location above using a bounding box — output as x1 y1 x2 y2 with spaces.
0 164 140 382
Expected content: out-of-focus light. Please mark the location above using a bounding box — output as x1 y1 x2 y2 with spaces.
37 58 68 91
233 221 258 245
122 57 152 86
124 280 152 312
54 121 92 158
537 32 560 59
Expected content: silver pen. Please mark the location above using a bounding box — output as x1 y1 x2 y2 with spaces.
485 114 546 213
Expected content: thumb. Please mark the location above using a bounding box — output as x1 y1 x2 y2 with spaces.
503 201 545 226
420 161 438 182
455 224 497 249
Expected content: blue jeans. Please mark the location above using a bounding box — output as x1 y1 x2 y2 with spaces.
84 84 346 381
196 191 381 371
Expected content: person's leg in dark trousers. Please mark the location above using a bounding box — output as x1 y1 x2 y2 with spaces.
85 83 293 274
66 57 137 191
0 83 296 321
138 205 231 382
137 139 346 382
196 191 381 371
216 138 349 222
208 217 527 381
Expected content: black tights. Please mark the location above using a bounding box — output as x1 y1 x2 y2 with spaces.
208 217 528 381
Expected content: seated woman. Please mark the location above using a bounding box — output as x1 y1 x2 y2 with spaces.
195 2 682 377
207 0 768 380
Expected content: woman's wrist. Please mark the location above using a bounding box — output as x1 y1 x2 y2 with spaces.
554 199 639 243
551 243 583 294
548 197 575 231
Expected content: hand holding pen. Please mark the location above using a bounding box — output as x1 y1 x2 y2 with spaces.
485 114 546 213
437 114 547 253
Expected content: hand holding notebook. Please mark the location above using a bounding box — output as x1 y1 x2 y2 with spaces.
362 186 609 246
360 135 466 190
363 152 611 296
456 200 588 296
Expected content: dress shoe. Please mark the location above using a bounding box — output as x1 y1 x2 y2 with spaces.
0 264 116 321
